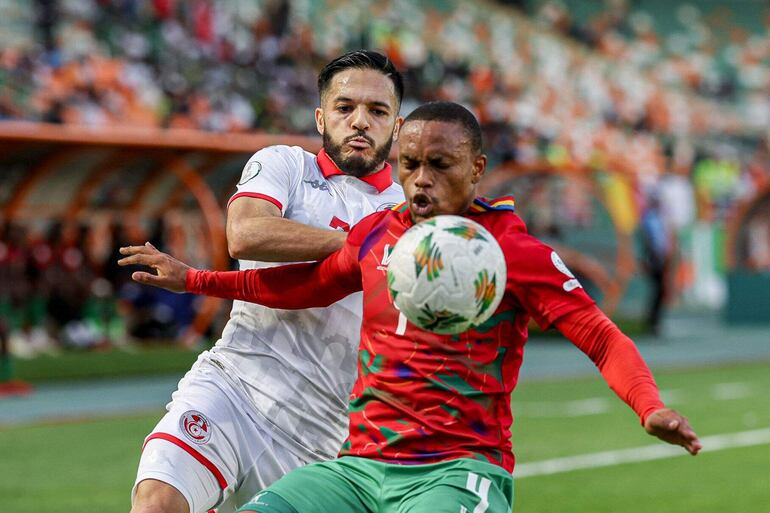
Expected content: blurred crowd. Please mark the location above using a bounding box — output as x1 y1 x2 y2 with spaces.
0 0 766 207
0 1 766 168
0 0 769 352
0 216 200 357
535 0 770 109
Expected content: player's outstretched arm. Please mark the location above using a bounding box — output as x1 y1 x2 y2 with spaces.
555 305 701 455
119 240 362 309
118 242 191 293
644 408 702 455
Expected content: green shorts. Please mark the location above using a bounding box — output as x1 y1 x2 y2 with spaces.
238 456 514 513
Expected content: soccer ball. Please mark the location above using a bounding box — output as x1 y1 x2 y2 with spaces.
387 215 507 334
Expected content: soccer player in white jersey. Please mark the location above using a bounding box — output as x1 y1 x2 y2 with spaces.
130 50 405 513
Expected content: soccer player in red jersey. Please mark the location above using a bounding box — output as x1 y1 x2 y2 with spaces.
120 102 701 513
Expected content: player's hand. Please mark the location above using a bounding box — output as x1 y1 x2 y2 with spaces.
117 242 192 293
644 408 702 455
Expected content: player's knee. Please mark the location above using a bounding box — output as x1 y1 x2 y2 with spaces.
132 479 190 513
236 491 297 513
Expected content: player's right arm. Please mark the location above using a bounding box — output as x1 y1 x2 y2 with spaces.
118 239 362 309
185 245 361 308
227 146 346 262
118 211 390 309
227 198 345 262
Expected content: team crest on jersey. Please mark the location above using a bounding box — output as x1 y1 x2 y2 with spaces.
238 161 262 185
376 202 397 212
179 410 212 444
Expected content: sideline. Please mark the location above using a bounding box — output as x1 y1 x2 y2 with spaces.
514 427 770 478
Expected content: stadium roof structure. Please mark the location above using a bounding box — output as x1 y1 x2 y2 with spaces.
0 122 323 344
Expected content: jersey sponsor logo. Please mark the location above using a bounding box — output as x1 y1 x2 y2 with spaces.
377 244 393 271
550 251 582 292
376 202 397 212
303 179 332 195
179 410 212 444
238 161 262 185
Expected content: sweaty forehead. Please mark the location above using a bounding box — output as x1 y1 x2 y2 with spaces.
400 120 470 156
324 68 397 106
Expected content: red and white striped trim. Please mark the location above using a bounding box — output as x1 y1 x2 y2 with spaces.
143 433 228 490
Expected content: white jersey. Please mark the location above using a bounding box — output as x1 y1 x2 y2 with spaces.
209 145 403 460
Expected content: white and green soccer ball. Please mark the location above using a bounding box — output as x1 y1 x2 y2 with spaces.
387 215 507 334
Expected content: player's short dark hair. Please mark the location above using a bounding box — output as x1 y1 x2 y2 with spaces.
403 102 483 154
318 50 404 105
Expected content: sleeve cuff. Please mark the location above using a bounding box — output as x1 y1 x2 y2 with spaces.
640 403 666 426
227 192 284 212
185 269 198 293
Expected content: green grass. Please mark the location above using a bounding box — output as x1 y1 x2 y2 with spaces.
511 360 770 511
514 446 770 513
1 361 769 512
9 345 202 383
0 413 158 512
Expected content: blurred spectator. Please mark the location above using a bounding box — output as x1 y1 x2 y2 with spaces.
0 213 202 355
640 191 673 335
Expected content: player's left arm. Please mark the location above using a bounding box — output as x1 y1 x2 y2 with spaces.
504 231 701 455
554 305 702 455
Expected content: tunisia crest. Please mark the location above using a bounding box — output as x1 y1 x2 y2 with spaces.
179 410 212 444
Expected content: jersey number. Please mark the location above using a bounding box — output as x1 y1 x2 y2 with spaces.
462 472 492 513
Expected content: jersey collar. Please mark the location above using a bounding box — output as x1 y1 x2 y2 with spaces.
393 196 516 224
316 148 393 193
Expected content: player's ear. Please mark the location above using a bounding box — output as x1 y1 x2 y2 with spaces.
315 107 325 136
471 154 487 184
392 116 404 142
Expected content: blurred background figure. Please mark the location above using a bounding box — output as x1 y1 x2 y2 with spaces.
639 191 672 336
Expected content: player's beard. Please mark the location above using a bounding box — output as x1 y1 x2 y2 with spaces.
323 130 394 178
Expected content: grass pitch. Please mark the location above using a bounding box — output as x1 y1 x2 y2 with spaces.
1 361 769 512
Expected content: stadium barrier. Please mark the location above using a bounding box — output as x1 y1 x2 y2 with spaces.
724 183 770 324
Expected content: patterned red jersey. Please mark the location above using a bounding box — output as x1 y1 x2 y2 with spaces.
188 196 664 472
335 198 598 471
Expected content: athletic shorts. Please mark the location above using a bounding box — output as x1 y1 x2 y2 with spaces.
132 358 317 513
237 456 514 513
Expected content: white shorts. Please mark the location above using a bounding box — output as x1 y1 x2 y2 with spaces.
132 358 318 513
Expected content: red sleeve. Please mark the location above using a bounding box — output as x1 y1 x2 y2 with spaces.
555 305 665 424
503 232 595 329
185 240 362 309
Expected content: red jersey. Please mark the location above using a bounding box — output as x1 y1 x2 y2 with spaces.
188 197 663 472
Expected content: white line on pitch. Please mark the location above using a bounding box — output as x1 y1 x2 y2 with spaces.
514 427 770 478
711 382 752 400
513 389 682 418
512 398 611 418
